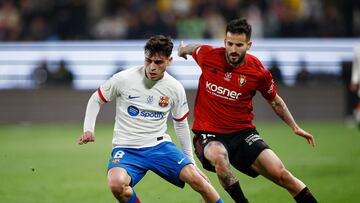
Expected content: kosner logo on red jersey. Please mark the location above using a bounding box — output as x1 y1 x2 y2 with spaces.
206 81 242 100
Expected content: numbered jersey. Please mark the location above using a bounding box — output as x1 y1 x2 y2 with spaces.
98 66 189 148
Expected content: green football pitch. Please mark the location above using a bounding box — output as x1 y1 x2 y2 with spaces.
0 121 359 203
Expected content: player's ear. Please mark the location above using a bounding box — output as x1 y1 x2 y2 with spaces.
247 41 252 50
224 32 229 46
168 56 173 65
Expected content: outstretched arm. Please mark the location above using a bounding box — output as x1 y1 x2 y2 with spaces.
78 91 103 145
177 41 201 60
267 94 315 147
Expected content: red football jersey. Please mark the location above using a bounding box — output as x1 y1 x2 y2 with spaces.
191 45 277 133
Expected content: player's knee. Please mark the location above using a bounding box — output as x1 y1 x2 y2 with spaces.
206 143 228 164
276 168 294 187
188 175 208 192
184 169 207 192
214 158 229 172
213 153 230 175
108 175 128 195
205 141 226 158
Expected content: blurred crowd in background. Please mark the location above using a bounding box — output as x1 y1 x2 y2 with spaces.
1 0 360 123
0 0 359 41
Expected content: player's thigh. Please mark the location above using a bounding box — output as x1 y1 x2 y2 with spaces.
107 167 132 187
203 141 229 164
149 142 193 188
108 147 148 187
250 148 285 180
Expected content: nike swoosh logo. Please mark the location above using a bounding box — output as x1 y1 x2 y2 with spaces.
177 158 185 164
128 95 140 99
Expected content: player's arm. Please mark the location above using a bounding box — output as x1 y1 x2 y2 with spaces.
177 41 201 60
173 117 196 164
267 94 315 147
78 91 104 145
78 74 118 145
173 118 210 181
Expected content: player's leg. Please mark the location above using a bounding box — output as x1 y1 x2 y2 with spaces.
179 164 223 203
107 167 137 203
202 140 248 203
107 148 146 203
148 142 223 202
250 149 317 203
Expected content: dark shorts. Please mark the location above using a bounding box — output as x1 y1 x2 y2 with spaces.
193 128 270 177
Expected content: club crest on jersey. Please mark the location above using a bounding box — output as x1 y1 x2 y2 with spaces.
159 96 169 107
224 72 232 81
239 75 247 86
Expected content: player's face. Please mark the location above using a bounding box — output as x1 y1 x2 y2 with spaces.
224 32 252 67
144 53 172 81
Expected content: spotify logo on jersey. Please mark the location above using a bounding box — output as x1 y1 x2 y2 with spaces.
127 106 140 116
127 105 165 119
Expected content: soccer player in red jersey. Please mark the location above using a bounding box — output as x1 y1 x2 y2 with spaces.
178 18 318 203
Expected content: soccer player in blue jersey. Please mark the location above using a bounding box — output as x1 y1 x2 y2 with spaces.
77 35 223 203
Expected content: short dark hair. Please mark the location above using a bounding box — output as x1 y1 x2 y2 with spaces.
225 18 252 40
144 35 173 58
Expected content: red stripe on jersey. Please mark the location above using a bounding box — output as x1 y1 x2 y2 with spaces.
174 111 189 122
97 87 108 103
135 197 141 203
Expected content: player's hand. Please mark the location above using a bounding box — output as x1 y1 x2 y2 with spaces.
177 41 188 60
78 131 95 145
195 165 211 183
294 127 315 147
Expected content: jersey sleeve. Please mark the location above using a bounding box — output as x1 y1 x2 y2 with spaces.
97 74 120 103
257 62 277 100
171 85 190 122
191 45 213 68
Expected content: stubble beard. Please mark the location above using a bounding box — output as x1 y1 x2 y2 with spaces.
226 53 245 67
